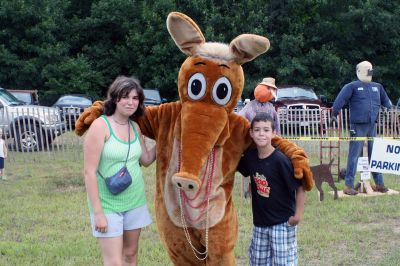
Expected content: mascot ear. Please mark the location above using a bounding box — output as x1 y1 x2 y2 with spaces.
167 12 205 55
230 34 270 65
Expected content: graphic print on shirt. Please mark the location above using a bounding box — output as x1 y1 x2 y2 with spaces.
253 172 270 197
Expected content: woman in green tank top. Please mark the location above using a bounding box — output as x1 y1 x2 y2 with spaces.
83 76 156 265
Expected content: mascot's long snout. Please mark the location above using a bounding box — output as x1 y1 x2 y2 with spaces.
172 102 229 191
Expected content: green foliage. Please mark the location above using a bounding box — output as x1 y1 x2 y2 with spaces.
41 55 104 105
1 0 400 104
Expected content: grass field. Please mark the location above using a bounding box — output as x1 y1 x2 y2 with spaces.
1 151 400 266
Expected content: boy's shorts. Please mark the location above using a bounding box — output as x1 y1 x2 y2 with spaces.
90 204 152 238
0 157 4 169
249 222 298 266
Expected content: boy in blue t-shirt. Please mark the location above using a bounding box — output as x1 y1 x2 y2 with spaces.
237 112 306 266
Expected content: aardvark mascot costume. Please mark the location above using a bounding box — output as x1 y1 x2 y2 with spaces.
75 12 313 266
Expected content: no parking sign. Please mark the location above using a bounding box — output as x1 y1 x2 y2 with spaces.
370 138 400 175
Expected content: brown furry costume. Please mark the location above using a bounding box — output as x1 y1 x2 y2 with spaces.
75 12 313 266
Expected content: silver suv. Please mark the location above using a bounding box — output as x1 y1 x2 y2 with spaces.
0 88 65 151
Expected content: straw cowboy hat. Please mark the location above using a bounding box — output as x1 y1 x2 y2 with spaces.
259 77 277 89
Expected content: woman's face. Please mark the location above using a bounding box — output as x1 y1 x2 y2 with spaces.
115 89 139 117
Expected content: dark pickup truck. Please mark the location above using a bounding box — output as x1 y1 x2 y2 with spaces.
274 85 330 131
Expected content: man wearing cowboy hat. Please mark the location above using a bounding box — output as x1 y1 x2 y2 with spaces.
239 77 280 134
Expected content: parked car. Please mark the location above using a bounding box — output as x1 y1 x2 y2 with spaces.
143 89 166 106
274 85 330 131
53 94 94 129
8 89 39 105
234 98 245 113
0 87 65 151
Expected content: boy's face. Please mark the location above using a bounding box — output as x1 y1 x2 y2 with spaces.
250 120 276 147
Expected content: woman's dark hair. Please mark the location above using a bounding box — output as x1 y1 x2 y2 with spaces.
103 76 145 117
251 112 275 131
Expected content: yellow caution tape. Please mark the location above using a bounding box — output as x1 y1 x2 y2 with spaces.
282 136 400 141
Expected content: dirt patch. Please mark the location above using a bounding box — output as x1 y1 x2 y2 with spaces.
54 184 84 193
47 176 85 193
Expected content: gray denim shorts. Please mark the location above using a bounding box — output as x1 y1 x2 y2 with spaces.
90 204 152 238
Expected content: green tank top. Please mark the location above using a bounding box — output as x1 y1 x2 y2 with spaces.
88 115 147 214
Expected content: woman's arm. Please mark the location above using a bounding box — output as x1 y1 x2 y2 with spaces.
83 118 108 232
3 141 7 158
135 123 156 167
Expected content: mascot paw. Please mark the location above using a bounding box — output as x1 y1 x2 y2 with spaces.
272 137 314 191
74 101 104 136
292 154 314 191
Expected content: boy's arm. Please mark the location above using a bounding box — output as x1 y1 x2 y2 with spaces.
288 185 306 226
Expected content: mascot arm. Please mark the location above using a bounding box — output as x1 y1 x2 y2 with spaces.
75 101 104 136
138 105 160 140
272 137 314 191
138 101 182 140
75 100 181 140
230 114 253 151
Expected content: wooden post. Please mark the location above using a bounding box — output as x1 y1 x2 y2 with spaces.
358 180 374 194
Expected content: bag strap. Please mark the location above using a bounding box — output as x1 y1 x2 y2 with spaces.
123 121 131 166
98 120 131 180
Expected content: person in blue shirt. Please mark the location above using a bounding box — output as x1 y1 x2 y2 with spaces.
331 61 392 195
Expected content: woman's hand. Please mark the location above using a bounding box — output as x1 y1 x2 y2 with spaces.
94 212 108 233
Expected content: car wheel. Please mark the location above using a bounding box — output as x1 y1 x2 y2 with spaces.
15 122 43 152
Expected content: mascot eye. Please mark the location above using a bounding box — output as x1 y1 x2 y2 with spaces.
187 73 206 100
212 77 232 106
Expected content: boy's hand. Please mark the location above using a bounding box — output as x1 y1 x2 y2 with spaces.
288 215 301 226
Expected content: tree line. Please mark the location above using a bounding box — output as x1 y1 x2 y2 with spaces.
1 0 399 105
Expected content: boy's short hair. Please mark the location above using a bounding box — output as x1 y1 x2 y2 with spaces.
251 112 276 131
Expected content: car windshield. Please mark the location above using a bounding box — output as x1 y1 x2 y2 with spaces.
0 89 25 105
277 87 318 100
11 92 32 104
56 95 92 105
144 89 161 101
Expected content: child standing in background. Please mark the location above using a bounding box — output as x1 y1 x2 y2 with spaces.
0 135 8 180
